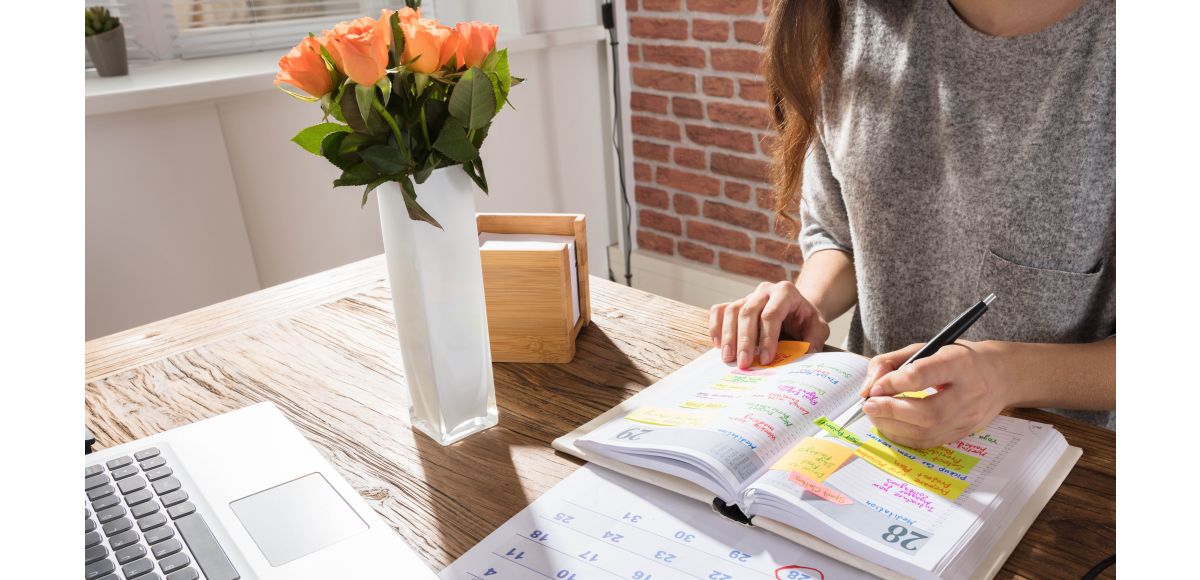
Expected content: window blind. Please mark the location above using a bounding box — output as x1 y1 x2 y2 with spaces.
86 0 177 66
171 0 386 59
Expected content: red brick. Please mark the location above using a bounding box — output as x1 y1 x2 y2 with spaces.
734 21 765 44
630 17 688 40
635 185 669 208
687 221 751 251
638 229 675 255
759 186 799 213
704 200 770 232
674 193 700 215
739 78 768 102
632 115 681 141
673 147 706 169
628 44 640 62
685 125 756 153
774 215 800 238
725 181 751 202
702 76 734 97
688 0 757 14
630 91 669 114
657 167 721 196
711 48 762 73
634 162 652 182
672 97 704 119
642 45 706 68
632 67 696 93
720 252 788 281
642 0 680 10
756 238 804 265
708 102 772 128
759 133 778 155
627 0 638 12
692 19 729 42
679 241 715 264
640 209 683 235
712 152 769 182
633 140 670 162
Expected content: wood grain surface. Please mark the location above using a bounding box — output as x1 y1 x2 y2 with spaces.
84 256 1115 579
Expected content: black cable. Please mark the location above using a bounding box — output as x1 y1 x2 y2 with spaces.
1081 554 1115 580
602 0 633 287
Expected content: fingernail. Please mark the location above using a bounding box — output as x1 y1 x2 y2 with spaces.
713 336 720 348
722 345 733 361
863 400 880 415
760 350 772 365
737 351 749 368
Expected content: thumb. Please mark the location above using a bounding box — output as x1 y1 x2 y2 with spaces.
859 343 924 397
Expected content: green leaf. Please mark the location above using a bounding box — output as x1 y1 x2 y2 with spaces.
320 132 355 170
432 117 478 163
291 122 351 155
340 84 387 136
360 145 412 175
483 49 511 115
462 159 488 194
333 163 378 187
377 76 391 108
339 132 377 154
448 67 497 131
354 84 376 131
398 175 443 229
389 11 404 69
413 154 438 184
361 176 392 207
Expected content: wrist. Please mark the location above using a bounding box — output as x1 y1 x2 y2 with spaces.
975 340 1029 408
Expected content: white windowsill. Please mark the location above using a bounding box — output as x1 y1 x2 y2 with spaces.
86 25 607 117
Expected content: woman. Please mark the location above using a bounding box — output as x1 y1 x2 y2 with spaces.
710 0 1115 448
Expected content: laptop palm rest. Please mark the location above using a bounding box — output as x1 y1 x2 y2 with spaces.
229 472 368 566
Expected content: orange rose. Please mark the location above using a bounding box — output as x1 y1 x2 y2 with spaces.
275 36 333 98
401 18 460 74
324 16 391 86
455 21 499 69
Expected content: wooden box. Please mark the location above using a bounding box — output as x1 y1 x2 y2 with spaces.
477 214 590 363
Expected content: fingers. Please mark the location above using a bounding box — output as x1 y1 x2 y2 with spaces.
869 344 969 397
757 283 797 365
708 304 725 348
799 316 831 354
736 287 772 368
860 343 924 397
720 300 744 363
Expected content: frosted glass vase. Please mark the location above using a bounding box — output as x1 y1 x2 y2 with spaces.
376 168 497 446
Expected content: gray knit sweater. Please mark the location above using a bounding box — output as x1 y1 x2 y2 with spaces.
799 0 1115 427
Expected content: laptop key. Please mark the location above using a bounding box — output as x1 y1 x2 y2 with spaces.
84 543 108 564
140 456 167 471
125 488 154 507
159 490 188 508
160 552 192 574
175 512 240 580
119 475 148 495
86 516 96 533
96 505 126 524
110 464 139 480
85 473 110 490
108 529 140 550
105 456 133 470
151 538 182 560
132 500 161 519
135 447 161 461
145 525 176 545
152 476 181 496
145 466 173 481
139 512 168 532
121 556 155 579
115 543 148 565
87 484 115 502
85 464 105 478
84 558 115 579
101 516 132 536
166 568 199 580
91 492 121 512
167 502 196 520
85 530 103 548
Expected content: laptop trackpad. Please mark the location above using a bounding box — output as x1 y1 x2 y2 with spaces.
229 473 368 566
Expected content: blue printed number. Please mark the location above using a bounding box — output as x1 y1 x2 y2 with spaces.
557 570 577 580
881 525 929 551
786 571 812 580
554 513 574 524
623 512 642 523
709 572 732 580
484 569 498 577
728 550 750 563
632 572 653 579
655 551 676 563
673 530 695 543
579 550 599 562
530 530 550 542
505 548 524 560
602 531 623 543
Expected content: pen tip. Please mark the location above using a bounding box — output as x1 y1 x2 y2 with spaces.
983 293 996 305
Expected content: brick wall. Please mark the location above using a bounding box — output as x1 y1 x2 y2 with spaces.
626 0 802 283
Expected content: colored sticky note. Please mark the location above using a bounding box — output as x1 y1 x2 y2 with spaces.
895 390 932 399
771 437 855 482
789 472 853 504
870 429 981 474
757 341 811 368
712 382 753 391
625 406 713 428
813 416 863 446
854 441 969 500
680 400 726 410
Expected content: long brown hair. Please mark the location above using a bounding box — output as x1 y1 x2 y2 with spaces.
763 0 842 230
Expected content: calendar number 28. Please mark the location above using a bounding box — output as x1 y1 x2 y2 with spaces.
880 525 928 551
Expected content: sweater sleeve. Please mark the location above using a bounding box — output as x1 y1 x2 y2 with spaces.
799 136 854 259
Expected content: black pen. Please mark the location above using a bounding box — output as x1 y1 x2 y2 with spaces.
840 293 997 428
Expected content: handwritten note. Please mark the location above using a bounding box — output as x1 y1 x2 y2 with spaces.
813 416 863 446
870 429 981 474
758 341 811 368
789 472 853 505
854 441 969 500
625 406 713 428
770 437 855 482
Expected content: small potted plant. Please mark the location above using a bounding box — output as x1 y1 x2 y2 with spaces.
85 6 128 77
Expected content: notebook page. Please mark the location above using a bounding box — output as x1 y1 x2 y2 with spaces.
577 347 868 496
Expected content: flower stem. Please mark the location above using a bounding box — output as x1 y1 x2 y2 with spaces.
420 107 431 146
371 98 410 161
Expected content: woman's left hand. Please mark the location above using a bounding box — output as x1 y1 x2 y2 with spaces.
858 341 1010 449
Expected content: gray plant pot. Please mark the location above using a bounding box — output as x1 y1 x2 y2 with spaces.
86 24 128 77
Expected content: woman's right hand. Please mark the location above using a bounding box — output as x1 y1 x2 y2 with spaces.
709 281 831 370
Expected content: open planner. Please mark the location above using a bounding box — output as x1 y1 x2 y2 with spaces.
553 342 1081 580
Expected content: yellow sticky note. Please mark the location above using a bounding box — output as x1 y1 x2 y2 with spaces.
771 437 855 482
870 429 981 474
813 416 863 446
711 382 753 391
625 406 713 428
757 341 811 368
680 400 726 410
895 390 932 399
855 440 969 500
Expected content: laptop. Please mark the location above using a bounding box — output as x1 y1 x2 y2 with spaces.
84 402 436 579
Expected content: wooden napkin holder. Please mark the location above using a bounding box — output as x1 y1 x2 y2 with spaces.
477 213 590 363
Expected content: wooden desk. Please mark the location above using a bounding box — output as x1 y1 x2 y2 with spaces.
85 256 1115 579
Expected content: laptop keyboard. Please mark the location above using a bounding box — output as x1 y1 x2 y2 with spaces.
85 447 240 580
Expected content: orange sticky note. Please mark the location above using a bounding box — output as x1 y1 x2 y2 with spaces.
770 437 855 482
758 341 811 368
